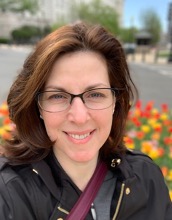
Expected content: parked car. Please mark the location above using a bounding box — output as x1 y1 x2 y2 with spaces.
123 43 136 54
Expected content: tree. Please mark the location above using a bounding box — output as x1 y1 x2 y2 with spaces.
139 9 162 45
0 0 38 14
71 0 120 36
11 25 41 43
120 27 138 43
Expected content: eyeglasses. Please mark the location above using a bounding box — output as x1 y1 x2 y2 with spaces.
37 88 118 113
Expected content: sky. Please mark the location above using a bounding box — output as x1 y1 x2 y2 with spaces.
123 0 171 32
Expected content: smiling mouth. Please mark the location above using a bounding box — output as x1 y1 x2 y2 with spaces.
68 132 91 140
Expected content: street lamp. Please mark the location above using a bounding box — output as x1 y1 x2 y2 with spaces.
168 2 172 62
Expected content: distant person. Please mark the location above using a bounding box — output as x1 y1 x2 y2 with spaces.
0 22 171 220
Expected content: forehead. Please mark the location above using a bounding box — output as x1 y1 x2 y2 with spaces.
45 51 110 91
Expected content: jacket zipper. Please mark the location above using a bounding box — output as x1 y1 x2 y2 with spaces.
57 206 69 215
112 183 125 220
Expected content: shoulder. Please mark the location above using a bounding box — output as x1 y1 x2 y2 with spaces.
0 156 34 187
125 148 153 164
125 148 155 165
122 149 167 189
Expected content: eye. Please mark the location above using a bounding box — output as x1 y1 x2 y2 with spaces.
49 93 64 99
90 92 104 98
86 90 106 99
45 92 69 102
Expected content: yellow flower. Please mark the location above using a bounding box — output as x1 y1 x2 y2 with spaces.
124 137 135 149
148 149 160 160
133 108 141 117
141 125 151 133
151 108 159 115
148 119 157 126
169 151 172 159
151 122 161 129
160 113 168 121
169 190 172 201
141 141 152 153
0 103 8 111
151 132 160 140
0 128 6 136
167 170 172 181
126 143 135 149
3 124 12 132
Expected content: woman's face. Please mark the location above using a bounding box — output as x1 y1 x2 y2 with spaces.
41 51 115 164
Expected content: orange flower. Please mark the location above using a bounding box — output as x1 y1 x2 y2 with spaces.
124 136 135 149
158 147 165 157
0 102 9 116
161 166 168 177
161 103 169 113
3 117 11 125
151 132 160 140
141 141 152 153
168 127 172 133
2 132 12 140
163 120 172 126
151 109 160 119
142 111 151 118
135 100 142 109
164 137 172 145
131 117 141 127
145 101 154 112
136 131 145 139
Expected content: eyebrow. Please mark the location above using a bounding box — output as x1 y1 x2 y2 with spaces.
44 83 110 91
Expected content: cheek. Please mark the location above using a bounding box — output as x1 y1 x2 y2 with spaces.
42 115 63 140
94 109 113 131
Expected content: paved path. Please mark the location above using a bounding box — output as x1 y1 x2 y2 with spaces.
0 45 32 103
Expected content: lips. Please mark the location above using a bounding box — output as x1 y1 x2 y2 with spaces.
64 130 94 143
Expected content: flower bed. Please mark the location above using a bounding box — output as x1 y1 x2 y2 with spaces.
0 102 14 145
0 101 172 199
124 100 172 199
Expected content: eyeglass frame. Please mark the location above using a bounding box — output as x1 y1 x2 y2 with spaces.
37 87 123 112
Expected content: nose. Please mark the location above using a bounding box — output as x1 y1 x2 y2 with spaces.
67 97 90 124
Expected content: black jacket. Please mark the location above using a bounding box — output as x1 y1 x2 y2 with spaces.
0 150 172 220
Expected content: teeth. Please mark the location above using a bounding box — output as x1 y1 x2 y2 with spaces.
69 133 90 140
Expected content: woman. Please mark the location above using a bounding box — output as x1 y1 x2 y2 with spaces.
0 22 171 220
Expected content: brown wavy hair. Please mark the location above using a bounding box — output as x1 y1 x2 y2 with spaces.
3 22 138 164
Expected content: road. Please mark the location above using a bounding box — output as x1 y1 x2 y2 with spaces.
0 46 172 109
129 62 172 109
0 46 31 103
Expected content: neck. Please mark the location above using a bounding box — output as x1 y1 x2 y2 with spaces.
54 152 98 191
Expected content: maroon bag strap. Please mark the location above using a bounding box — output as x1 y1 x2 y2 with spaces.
66 161 108 220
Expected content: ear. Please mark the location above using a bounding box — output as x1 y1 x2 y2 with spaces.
39 108 44 120
112 102 116 114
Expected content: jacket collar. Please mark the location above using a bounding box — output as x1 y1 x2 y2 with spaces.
31 150 136 200
0 150 137 200
0 156 10 170
32 158 62 201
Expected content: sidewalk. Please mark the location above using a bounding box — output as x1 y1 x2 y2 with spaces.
0 43 33 52
0 43 171 65
127 51 168 65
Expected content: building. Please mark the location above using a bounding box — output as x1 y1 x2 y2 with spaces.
37 0 124 26
0 0 124 38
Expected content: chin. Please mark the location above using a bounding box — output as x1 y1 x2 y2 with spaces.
70 152 97 163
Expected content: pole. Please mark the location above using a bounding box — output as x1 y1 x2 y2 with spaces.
168 32 172 62
168 2 172 62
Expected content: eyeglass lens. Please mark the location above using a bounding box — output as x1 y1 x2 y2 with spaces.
38 88 115 112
